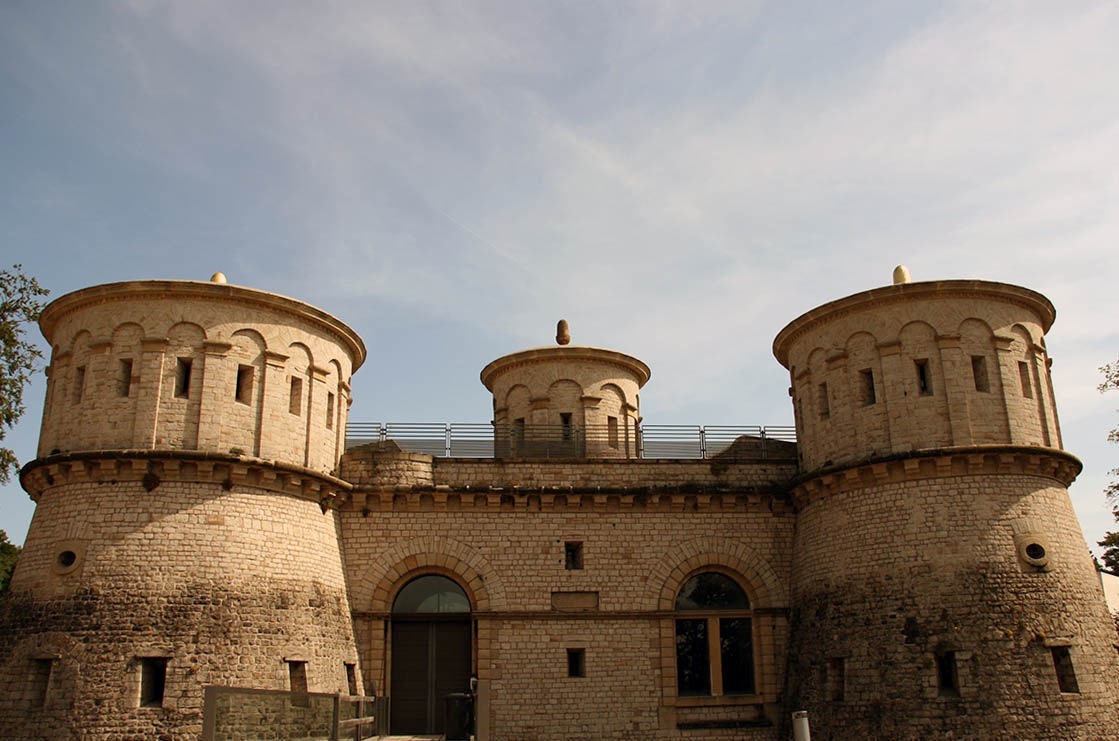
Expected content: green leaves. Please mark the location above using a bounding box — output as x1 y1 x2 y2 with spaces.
0 265 48 484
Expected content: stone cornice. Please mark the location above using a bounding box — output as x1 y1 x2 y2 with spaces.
19 450 353 509
38 280 367 371
480 345 651 390
773 280 1056 367
789 445 1082 508
346 486 794 515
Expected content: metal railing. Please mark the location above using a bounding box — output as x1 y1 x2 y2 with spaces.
345 422 796 460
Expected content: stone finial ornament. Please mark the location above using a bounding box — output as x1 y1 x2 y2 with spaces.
210 272 228 284
556 319 571 346
892 265 911 285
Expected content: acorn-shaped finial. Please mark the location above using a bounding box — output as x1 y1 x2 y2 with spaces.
556 319 571 345
892 265 911 285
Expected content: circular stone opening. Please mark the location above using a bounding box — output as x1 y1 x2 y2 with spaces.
1025 543 1046 561
57 550 77 568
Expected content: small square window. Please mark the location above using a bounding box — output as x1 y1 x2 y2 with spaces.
567 648 585 678
564 542 584 570
860 369 876 406
289 377 303 415
1018 361 1033 399
139 657 168 708
1051 646 1079 693
345 662 358 696
915 359 932 396
971 356 990 393
936 651 959 697
175 358 192 399
235 365 254 404
72 366 86 404
287 659 309 706
29 658 53 707
118 359 134 398
827 657 845 701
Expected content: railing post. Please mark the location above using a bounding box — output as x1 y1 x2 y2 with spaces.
331 693 341 741
445 424 452 457
378 423 387 444
760 427 768 459
699 426 707 459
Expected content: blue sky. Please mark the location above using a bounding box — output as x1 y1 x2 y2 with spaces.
2 1 1117 557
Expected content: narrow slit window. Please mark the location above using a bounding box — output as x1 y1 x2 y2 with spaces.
915 359 932 395
860 369 876 406
288 660 308 693
345 662 358 696
565 541 584 570
235 365 254 404
818 382 830 418
30 658 53 707
139 657 168 708
72 366 86 404
936 651 959 697
560 412 573 441
971 356 990 392
514 418 525 443
827 657 845 701
567 648 586 678
118 359 133 397
289 377 303 415
1019 361 1033 399
326 392 335 429
607 416 619 448
1051 646 1079 693
175 358 192 399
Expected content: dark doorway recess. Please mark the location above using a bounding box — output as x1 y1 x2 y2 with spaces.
390 575 472 735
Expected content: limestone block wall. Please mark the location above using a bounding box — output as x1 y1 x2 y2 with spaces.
37 280 364 474
481 346 650 458
784 452 1119 740
774 280 1062 471
0 455 360 739
339 489 794 739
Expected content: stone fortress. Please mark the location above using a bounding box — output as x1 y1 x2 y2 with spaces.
0 268 1116 739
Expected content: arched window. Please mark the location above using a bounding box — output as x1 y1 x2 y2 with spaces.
675 572 754 697
392 575 470 614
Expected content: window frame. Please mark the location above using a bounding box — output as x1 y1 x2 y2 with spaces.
672 570 757 701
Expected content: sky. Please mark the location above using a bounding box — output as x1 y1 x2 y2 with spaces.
1 1 1117 558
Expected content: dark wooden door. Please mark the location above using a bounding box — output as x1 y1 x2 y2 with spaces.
390 619 471 734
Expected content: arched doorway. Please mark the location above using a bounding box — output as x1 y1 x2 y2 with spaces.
390 575 472 735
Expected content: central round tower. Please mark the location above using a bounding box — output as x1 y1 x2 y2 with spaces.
0 276 366 739
774 270 1119 738
480 321 650 459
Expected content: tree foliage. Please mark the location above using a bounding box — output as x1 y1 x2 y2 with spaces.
1099 358 1119 573
0 529 20 595
0 265 48 484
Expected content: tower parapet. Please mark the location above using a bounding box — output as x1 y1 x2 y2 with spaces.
480 322 649 458
774 276 1061 471
36 278 364 470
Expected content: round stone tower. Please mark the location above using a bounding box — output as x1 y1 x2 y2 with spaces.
773 270 1119 738
480 321 650 458
0 276 366 739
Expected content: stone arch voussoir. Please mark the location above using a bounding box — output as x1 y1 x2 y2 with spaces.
358 536 506 613
649 537 787 610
